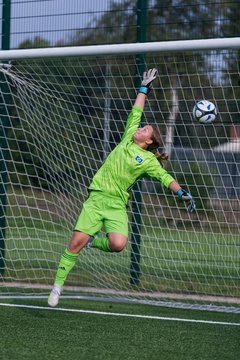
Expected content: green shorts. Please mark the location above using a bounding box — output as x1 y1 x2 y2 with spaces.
74 191 128 237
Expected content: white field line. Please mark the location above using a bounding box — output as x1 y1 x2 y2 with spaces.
0 302 239 327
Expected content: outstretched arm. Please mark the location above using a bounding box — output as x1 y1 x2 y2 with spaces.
134 68 158 109
121 68 158 142
168 179 181 193
134 92 147 110
146 163 196 213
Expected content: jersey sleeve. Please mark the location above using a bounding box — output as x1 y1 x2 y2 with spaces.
121 105 143 143
145 157 175 188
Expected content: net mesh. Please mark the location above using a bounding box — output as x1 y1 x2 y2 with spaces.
0 49 239 311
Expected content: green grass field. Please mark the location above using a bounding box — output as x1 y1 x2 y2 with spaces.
0 298 239 360
2 190 239 359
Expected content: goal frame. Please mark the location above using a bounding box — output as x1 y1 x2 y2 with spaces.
0 37 240 312
0 37 239 61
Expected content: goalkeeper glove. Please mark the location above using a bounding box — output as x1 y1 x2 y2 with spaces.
177 189 196 213
138 68 158 95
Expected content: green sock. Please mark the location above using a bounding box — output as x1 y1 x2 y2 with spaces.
54 248 78 286
92 236 112 252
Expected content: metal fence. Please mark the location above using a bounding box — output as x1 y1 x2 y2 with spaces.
0 0 239 49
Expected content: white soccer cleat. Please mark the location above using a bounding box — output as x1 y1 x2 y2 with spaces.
48 284 62 307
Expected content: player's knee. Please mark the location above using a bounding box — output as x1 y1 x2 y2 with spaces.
110 242 125 252
68 231 89 252
109 236 127 252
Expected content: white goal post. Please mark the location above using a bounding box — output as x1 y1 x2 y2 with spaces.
0 37 240 312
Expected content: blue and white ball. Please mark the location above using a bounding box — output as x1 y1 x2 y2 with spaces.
193 100 217 124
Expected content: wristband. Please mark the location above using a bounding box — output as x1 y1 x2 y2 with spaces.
177 189 184 198
138 86 150 95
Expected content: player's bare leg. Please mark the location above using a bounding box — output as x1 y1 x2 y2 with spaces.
48 231 90 307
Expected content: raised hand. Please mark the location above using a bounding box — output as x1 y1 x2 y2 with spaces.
138 68 158 95
177 189 196 213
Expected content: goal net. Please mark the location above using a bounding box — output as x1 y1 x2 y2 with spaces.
0 39 239 312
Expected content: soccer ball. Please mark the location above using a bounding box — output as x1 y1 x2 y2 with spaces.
193 100 217 124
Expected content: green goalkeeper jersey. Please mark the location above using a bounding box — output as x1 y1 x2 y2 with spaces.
89 105 175 204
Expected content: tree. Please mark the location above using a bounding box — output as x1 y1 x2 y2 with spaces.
7 2 239 191
18 36 51 49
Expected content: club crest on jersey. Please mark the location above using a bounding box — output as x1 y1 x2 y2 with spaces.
135 155 143 164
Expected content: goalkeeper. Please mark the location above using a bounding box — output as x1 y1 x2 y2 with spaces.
48 68 196 307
